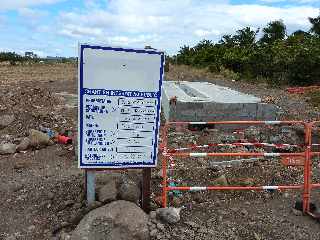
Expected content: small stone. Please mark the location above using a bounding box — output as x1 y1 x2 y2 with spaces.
13 162 28 169
47 192 55 200
150 211 157 220
240 209 249 217
27 225 36 231
0 143 17 155
60 232 71 240
5 235 17 240
150 229 158 237
185 221 199 229
157 223 165 231
292 208 303 216
16 137 30 151
0 114 15 129
64 200 75 207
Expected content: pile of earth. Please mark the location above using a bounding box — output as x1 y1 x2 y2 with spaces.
0 83 76 138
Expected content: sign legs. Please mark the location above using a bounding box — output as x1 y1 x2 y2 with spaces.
142 168 151 213
85 170 96 205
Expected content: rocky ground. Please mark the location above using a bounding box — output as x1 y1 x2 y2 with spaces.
0 63 320 240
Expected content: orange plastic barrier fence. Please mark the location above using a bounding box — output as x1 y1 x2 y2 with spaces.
161 120 320 218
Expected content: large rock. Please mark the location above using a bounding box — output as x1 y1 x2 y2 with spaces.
0 143 17 154
29 129 50 147
71 200 150 240
97 180 117 203
156 207 182 224
0 114 15 129
118 179 141 203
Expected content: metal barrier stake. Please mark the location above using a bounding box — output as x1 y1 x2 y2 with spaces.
162 123 169 208
303 124 313 213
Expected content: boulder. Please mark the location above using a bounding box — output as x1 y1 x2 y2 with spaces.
71 200 150 240
16 137 31 151
118 179 141 203
0 114 15 129
29 129 50 147
97 180 117 203
0 143 17 154
156 207 182 224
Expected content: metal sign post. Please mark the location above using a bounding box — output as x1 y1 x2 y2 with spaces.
78 44 164 212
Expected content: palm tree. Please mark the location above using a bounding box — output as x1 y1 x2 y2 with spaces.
260 20 286 44
309 14 320 36
234 27 259 47
219 34 236 47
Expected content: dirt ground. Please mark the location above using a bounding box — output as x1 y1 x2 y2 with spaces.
0 63 320 240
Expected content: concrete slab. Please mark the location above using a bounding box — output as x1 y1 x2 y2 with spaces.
161 81 279 124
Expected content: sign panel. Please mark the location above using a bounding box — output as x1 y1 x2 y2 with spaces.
78 44 164 168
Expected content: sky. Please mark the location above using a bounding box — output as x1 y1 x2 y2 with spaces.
0 0 319 57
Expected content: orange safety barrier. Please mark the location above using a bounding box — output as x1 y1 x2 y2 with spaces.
161 120 320 218
286 86 320 94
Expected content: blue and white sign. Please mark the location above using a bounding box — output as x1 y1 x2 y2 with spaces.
78 44 164 168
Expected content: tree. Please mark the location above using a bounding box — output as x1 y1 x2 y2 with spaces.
309 14 320 36
194 39 213 51
260 20 286 44
219 34 236 48
233 27 259 47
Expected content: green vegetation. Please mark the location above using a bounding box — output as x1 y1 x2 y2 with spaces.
0 52 77 65
170 16 320 86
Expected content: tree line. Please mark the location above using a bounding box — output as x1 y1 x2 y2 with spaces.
0 52 77 65
169 15 320 86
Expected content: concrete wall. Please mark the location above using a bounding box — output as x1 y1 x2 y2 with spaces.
161 81 279 124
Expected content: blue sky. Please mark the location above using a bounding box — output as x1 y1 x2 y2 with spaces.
0 0 319 57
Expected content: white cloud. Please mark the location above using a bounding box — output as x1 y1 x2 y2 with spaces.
56 0 318 53
59 25 104 38
194 29 221 38
0 0 65 10
18 8 48 23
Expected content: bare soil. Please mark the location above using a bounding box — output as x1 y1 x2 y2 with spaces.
0 63 319 240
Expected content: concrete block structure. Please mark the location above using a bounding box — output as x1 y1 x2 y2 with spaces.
161 81 279 123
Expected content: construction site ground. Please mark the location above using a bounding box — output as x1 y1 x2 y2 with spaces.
0 63 320 240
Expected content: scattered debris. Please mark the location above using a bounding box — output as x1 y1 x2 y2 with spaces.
29 129 51 148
